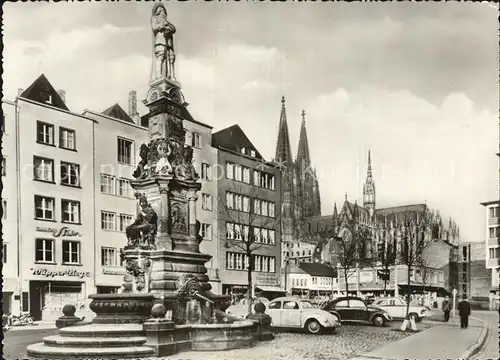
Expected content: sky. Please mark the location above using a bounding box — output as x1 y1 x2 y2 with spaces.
3 1 498 244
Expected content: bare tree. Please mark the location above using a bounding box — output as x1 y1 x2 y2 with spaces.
398 211 432 330
373 221 397 297
217 181 279 314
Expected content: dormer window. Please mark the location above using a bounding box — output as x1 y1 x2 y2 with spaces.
43 93 52 104
250 150 256 157
241 147 246 155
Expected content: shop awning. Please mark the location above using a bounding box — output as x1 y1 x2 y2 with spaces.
255 286 286 292
398 284 449 296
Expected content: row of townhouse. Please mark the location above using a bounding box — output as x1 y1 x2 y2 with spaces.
1 74 282 320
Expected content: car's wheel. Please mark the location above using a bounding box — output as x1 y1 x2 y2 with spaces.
305 319 322 334
409 313 420 322
372 315 385 327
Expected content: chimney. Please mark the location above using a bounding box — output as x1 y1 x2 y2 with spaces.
57 90 66 103
17 88 24 96
128 90 140 124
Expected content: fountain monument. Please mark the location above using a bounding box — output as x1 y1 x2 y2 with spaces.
26 4 259 358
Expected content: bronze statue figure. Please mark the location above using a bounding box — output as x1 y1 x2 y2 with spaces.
126 195 158 248
133 144 150 179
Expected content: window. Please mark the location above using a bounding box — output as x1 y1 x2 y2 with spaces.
35 239 54 263
225 252 249 271
119 214 133 232
101 211 116 230
283 301 299 310
61 199 80 224
192 133 201 148
350 300 366 308
489 206 499 219
242 167 250 184
335 300 349 307
234 164 242 182
60 162 80 187
101 174 115 194
489 248 500 259
2 157 5 176
37 121 54 145
226 162 234 180
250 150 256 157
34 195 55 220
117 179 132 197
202 193 212 211
201 223 212 240
101 247 117 266
117 137 133 165
2 243 7 263
253 255 276 273
268 301 281 309
59 127 76 150
62 241 81 264
201 163 211 181
488 227 500 239
34 156 54 182
226 192 249 212
2 200 6 220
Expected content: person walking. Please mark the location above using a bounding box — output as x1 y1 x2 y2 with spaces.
442 296 451 322
458 294 471 329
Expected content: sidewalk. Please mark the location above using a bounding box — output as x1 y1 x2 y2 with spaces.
350 316 484 360
7 320 57 331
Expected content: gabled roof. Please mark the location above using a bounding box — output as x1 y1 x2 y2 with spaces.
20 74 69 111
298 262 337 277
101 103 134 123
212 124 263 159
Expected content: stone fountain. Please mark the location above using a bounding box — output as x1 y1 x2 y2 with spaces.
26 4 259 359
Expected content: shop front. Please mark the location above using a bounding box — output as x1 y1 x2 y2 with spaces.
96 267 126 294
27 267 93 321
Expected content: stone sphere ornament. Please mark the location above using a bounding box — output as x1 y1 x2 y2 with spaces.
254 302 266 314
151 303 167 318
62 304 76 317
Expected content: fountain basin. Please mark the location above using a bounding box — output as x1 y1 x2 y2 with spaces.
89 293 156 324
190 320 255 351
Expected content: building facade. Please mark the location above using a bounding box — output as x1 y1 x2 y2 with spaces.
212 125 282 296
7 76 97 321
479 200 500 295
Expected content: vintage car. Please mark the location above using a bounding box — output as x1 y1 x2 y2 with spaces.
266 296 339 334
371 297 432 322
321 297 393 326
225 297 270 319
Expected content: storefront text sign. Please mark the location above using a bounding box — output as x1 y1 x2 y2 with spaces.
102 268 126 276
31 268 91 279
36 226 82 237
254 273 279 286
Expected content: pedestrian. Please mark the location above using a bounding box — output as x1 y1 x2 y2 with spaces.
441 296 451 322
458 294 471 329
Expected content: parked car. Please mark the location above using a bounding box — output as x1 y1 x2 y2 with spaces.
371 297 432 322
226 297 270 319
266 296 339 334
321 297 392 327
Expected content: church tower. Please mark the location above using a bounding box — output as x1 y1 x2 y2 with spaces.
275 97 295 244
363 150 376 216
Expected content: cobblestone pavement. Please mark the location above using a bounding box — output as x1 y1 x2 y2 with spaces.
161 322 436 360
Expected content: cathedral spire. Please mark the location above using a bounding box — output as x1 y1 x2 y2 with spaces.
296 110 311 167
275 96 293 166
363 150 376 214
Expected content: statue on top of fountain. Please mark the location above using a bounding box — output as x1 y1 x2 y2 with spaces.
125 194 158 249
151 2 176 82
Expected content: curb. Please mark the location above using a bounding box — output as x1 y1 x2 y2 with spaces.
459 316 489 360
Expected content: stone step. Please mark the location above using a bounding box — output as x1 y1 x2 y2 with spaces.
26 343 155 359
59 323 144 338
43 335 147 348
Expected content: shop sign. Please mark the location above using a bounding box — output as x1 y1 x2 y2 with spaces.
347 270 374 284
36 226 82 237
254 273 279 286
30 268 91 279
102 268 126 276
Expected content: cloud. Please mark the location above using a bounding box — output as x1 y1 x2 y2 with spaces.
305 87 497 243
